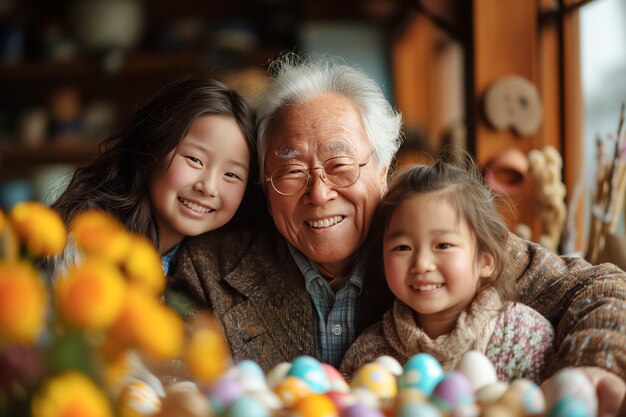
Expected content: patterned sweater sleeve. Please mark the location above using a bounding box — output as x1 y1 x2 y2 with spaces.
506 233 626 379
486 303 555 383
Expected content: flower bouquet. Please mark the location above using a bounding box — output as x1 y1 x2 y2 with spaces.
0 202 229 417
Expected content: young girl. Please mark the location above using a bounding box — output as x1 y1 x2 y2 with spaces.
340 159 554 383
48 74 258 277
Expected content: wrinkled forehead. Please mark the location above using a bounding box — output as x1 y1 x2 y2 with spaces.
265 94 368 161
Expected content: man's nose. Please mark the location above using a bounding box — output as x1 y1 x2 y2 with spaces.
305 167 336 204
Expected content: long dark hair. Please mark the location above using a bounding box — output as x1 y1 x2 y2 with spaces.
359 157 515 330
51 74 258 247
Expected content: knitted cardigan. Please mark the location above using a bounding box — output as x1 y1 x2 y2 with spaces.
339 289 555 383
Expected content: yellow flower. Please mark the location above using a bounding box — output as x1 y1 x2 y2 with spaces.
71 210 131 264
31 371 114 417
185 313 229 384
111 286 184 360
0 261 47 344
55 259 126 331
122 235 165 296
9 201 67 258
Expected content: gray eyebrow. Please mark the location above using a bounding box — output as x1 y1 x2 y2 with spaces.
274 148 300 160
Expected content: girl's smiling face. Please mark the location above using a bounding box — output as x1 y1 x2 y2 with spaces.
383 192 495 337
150 114 250 253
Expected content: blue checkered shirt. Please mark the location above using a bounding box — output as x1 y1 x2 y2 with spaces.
288 243 364 367
161 243 180 276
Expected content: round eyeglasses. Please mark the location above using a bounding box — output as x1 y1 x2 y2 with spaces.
266 153 374 196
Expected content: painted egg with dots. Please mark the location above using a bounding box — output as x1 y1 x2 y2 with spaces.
287 355 330 393
350 362 397 401
398 353 444 396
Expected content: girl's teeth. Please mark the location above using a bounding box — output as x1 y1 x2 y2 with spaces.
306 216 343 229
180 198 212 213
410 283 444 291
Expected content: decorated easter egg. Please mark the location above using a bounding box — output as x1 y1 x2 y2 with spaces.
507 378 545 416
158 385 213 417
246 389 283 411
350 387 379 409
351 362 397 401
397 401 442 417
118 380 162 416
547 398 594 417
274 375 313 407
231 360 268 392
390 387 427 413
452 403 480 417
322 363 350 393
375 355 403 377
207 374 244 413
292 393 339 417
398 353 444 396
267 361 292 390
542 367 597 417
476 382 508 406
455 350 497 391
287 355 330 393
225 395 270 417
326 390 356 411
431 371 475 412
341 402 386 417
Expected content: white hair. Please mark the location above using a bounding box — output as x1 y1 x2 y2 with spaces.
256 53 404 181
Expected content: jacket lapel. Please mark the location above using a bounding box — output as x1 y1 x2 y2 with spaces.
221 230 317 361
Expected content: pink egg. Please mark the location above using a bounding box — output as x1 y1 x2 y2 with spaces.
322 363 350 393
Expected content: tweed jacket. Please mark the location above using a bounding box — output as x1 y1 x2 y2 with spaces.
171 222 626 378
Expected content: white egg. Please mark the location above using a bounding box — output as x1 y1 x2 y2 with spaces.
266 362 292 390
375 355 403 377
476 382 509 406
455 350 498 391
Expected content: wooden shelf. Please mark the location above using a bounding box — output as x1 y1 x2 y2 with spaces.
0 140 101 165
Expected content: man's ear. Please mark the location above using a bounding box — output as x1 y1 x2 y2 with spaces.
479 252 496 278
380 164 390 192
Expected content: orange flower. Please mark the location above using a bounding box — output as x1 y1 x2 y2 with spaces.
122 235 165 296
31 371 114 417
185 313 230 384
70 210 131 264
111 286 184 360
0 261 47 344
55 259 126 331
9 201 67 258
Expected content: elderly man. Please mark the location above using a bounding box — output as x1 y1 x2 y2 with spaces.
171 54 625 415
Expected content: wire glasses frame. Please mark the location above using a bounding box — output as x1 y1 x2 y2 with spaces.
265 152 374 196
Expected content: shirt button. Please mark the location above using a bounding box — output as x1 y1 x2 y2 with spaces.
332 324 343 335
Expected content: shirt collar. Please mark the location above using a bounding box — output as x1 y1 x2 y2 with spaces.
287 242 365 291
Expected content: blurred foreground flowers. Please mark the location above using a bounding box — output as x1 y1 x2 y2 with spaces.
0 202 229 417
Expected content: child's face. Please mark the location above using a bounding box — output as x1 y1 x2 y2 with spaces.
382 192 494 334
150 114 250 253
